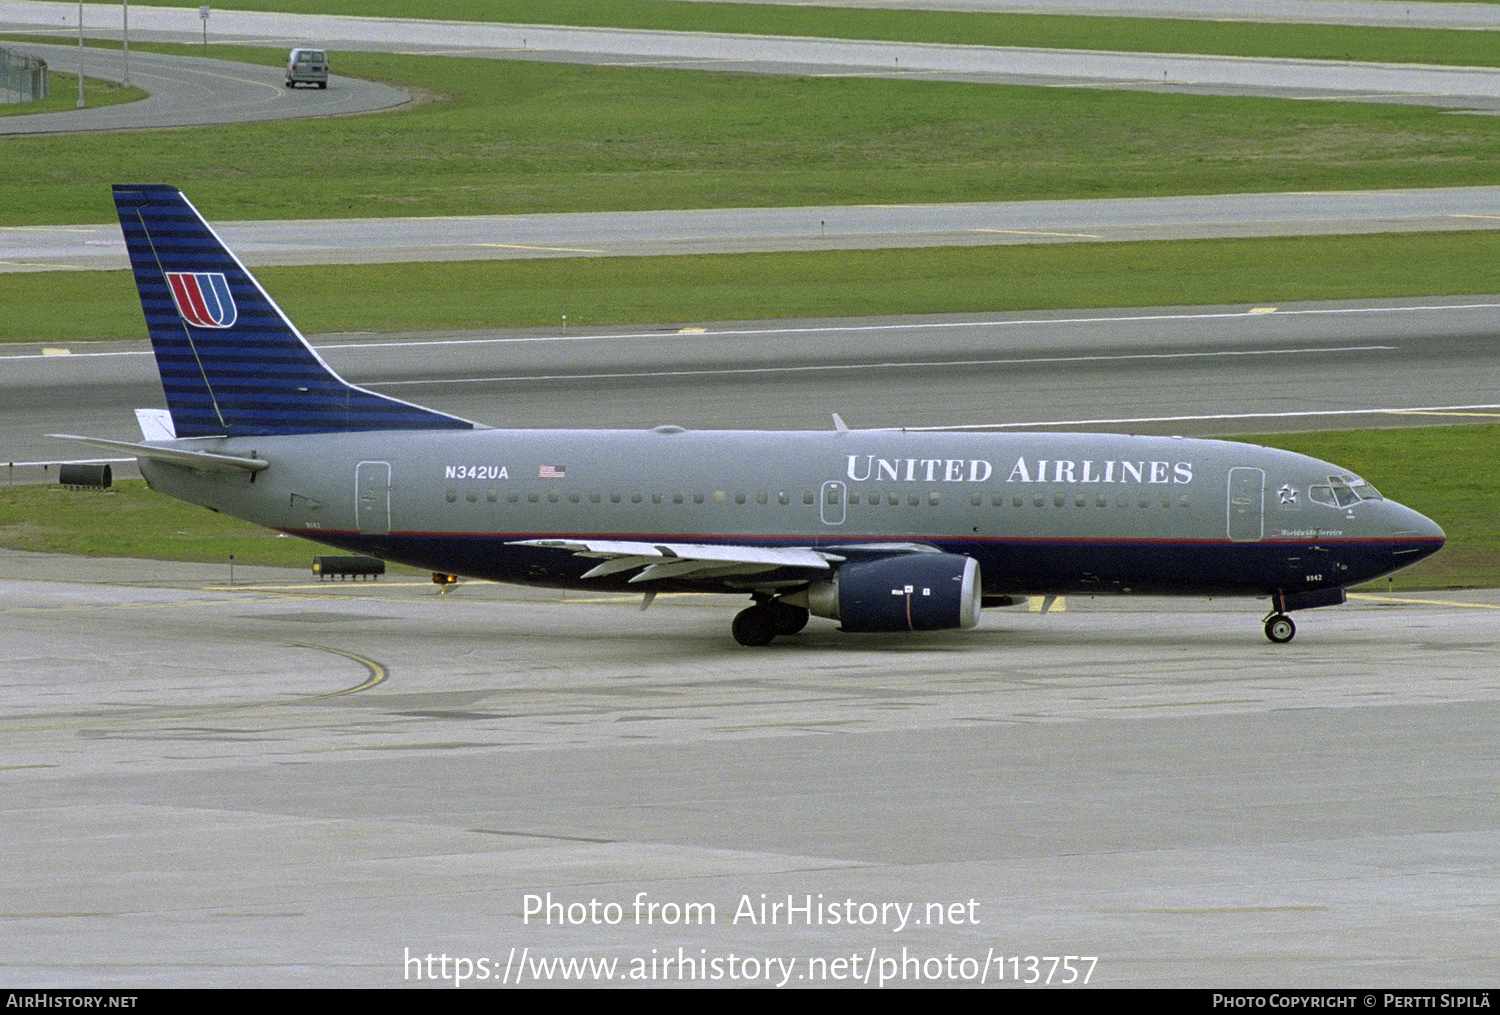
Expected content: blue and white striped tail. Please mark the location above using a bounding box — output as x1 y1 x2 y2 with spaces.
113 184 474 438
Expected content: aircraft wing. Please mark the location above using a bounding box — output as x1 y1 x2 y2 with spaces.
510 539 844 583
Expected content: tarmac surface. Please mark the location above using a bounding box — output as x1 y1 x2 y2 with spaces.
1 548 1497 987
9 187 1500 272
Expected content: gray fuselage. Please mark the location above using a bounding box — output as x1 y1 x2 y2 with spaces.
139 426 1444 599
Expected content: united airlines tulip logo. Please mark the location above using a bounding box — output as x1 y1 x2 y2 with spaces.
164 271 237 328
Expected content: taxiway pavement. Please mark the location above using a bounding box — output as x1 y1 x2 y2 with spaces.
1 548 1496 986
9 187 1500 273
7 296 1499 478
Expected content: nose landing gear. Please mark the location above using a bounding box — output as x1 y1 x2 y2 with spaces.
1264 612 1296 644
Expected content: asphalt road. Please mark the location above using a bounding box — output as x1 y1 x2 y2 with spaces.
0 40 407 135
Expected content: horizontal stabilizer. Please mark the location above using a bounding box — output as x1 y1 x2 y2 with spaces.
50 434 268 473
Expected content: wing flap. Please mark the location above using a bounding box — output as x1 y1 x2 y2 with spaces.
512 539 842 583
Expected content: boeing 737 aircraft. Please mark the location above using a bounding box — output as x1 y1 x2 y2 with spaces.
56 185 1445 646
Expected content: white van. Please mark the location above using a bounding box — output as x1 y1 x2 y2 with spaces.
286 48 329 89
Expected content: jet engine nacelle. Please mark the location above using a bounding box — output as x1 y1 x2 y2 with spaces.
798 553 981 633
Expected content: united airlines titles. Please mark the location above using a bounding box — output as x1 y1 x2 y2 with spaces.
845 456 1193 485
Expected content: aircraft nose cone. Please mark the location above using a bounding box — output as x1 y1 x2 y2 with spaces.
1390 502 1445 562
1403 506 1445 544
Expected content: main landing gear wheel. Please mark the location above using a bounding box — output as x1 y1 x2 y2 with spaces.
770 602 809 636
732 605 777 647
1264 613 1296 644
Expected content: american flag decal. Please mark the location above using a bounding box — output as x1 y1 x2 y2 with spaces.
538 465 566 479
164 271 237 329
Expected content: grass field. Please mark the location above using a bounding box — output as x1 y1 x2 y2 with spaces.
4 44 1500 225
0 73 144 117
1 424 1491 588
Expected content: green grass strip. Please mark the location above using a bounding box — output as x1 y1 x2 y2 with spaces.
0 480 323 569
2 425 1492 589
8 231 1500 342
177 0 1500 68
0 73 145 118
5 46 1500 226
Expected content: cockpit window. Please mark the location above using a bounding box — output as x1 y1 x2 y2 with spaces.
1310 474 1382 509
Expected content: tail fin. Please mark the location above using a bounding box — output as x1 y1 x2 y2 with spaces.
113 184 474 438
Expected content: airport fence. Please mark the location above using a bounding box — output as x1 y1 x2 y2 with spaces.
0 46 48 104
